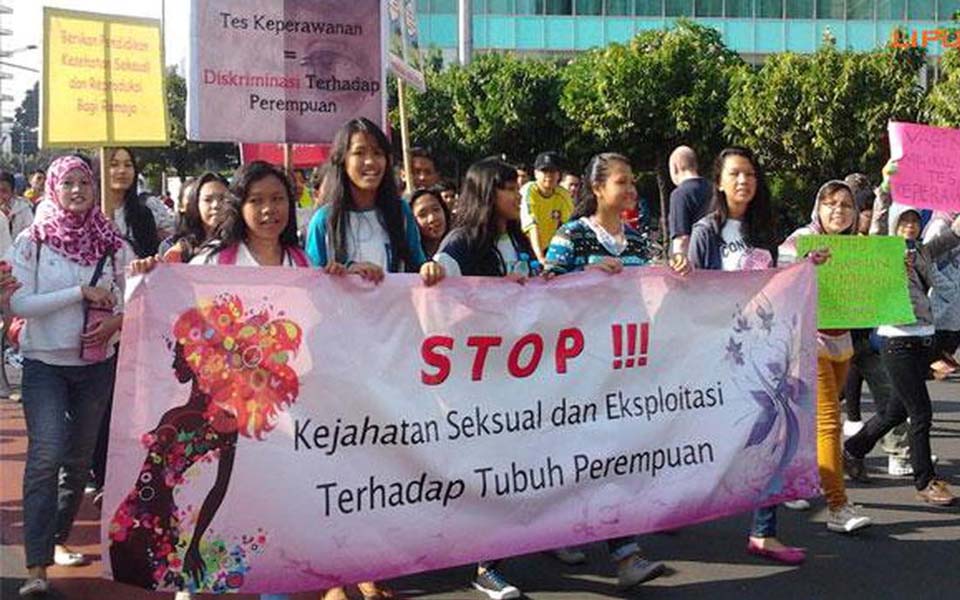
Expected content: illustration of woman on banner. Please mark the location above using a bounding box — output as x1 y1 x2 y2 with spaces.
109 294 303 592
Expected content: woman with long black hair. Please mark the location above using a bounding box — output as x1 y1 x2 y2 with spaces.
104 147 174 258
305 118 441 286
159 172 230 264
690 147 804 565
89 148 177 499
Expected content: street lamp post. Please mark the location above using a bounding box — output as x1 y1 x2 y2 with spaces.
458 0 472 66
0 41 38 167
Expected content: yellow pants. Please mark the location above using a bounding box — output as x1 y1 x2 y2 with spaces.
818 356 850 510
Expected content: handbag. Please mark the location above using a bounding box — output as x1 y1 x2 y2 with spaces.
80 250 116 362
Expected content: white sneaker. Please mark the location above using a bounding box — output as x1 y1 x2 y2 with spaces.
889 454 939 476
174 592 194 600
888 455 912 476
843 420 864 437
549 546 587 565
18 578 49 597
472 568 521 600
616 554 666 588
53 545 88 567
827 503 872 533
783 499 811 510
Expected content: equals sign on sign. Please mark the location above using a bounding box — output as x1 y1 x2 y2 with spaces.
284 50 297 60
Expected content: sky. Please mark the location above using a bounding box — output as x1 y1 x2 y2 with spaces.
1 0 189 121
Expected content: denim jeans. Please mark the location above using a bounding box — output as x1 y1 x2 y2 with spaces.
749 506 777 538
21 356 116 567
843 330 894 422
935 330 960 357
845 336 937 490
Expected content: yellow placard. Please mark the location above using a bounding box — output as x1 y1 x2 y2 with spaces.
42 8 169 147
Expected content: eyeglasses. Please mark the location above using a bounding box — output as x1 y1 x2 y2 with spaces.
821 202 854 212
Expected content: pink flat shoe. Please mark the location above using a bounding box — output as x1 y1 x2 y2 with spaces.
746 539 806 565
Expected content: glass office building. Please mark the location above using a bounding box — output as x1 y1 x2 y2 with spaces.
417 0 959 58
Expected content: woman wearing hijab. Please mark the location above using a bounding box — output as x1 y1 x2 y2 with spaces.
9 155 134 597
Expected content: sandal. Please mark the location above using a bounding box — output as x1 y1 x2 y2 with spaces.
18 578 49 597
358 582 397 599
322 588 349 600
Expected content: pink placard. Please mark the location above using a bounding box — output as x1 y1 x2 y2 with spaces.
887 121 960 211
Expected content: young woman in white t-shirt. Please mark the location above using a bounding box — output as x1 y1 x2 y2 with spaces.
129 161 324 600
688 147 803 566
305 118 442 287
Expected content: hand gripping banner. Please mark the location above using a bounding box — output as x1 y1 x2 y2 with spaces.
103 263 818 594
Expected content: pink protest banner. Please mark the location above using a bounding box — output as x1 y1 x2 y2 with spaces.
103 264 818 594
187 0 385 143
888 121 960 211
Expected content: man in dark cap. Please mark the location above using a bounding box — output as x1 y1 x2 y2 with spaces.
521 151 574 264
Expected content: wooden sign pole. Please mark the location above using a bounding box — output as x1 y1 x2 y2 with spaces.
397 79 413 196
99 147 112 219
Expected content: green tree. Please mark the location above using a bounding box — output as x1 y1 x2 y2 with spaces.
446 53 577 168
389 63 468 180
725 40 927 231
393 52 592 180
9 82 39 159
927 41 960 127
561 20 743 242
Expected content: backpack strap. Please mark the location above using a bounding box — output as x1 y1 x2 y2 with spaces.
216 244 239 265
287 246 309 268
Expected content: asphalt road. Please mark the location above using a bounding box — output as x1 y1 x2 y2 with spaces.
2 375 958 600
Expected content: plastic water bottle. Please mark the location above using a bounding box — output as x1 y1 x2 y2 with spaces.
530 260 542 276
511 253 531 277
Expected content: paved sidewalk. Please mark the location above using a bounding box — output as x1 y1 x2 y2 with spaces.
2 371 958 600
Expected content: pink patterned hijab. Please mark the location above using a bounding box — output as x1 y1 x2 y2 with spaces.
29 155 125 266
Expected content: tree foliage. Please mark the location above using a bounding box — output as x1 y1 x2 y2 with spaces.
9 83 39 157
561 20 744 235
726 40 927 183
393 52 588 178
928 46 960 127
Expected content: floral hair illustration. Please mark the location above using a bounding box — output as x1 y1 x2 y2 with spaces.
110 295 302 592
174 294 303 440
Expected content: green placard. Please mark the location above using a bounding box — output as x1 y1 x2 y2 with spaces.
796 235 915 329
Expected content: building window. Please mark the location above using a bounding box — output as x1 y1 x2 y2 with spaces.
606 0 634 13
785 0 814 16
876 0 906 15
941 0 960 19
907 0 936 17
517 0 543 13
758 0 785 16
666 0 695 15
845 0 874 17
635 0 664 13
576 0 604 12
726 0 754 16
696 0 724 14
545 0 573 12
816 0 844 16
429 0 458 13
485 0 515 12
